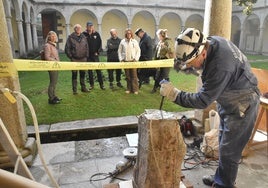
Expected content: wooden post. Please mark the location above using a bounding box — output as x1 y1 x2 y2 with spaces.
133 110 186 188
0 1 36 167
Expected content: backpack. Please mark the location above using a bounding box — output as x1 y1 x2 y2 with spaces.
40 49 45 60
178 115 195 137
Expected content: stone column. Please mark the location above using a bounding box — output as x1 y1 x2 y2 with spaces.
204 0 232 39
97 23 102 36
26 22 33 52
127 23 131 29
257 27 264 54
16 19 26 57
154 24 159 42
32 23 39 49
66 23 71 37
239 23 246 50
203 0 212 36
5 16 15 57
0 2 36 167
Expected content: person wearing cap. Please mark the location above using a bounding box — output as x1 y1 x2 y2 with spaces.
65 24 89 95
106 28 123 89
118 28 141 94
83 21 105 90
160 28 260 188
151 29 174 93
134 28 155 89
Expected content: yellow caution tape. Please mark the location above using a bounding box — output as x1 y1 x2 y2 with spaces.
0 62 18 77
12 59 173 71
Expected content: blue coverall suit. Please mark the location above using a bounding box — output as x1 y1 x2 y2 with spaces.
174 36 260 187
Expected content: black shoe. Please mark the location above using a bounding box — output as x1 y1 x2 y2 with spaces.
54 96 62 101
100 85 106 90
89 85 94 90
109 83 114 89
202 175 214 186
48 98 60 104
81 88 90 93
150 88 157 94
117 82 123 88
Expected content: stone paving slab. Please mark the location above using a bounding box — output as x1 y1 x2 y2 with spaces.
49 116 138 134
27 111 195 136
30 136 268 188
28 112 268 188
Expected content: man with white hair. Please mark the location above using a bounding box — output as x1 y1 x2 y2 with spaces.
160 28 260 188
65 24 89 95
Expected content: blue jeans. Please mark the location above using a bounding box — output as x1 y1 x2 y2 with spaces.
215 88 260 187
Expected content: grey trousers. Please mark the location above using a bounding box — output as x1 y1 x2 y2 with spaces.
48 71 59 100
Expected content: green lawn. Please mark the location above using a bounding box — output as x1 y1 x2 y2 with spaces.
19 54 268 125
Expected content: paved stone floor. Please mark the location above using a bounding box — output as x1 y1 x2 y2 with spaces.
29 136 268 188
27 111 268 188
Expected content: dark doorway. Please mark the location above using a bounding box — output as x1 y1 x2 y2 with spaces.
41 12 57 39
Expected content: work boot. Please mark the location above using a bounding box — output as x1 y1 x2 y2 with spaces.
48 97 60 104
117 82 123 88
80 78 88 92
150 87 157 94
202 175 214 186
109 82 114 89
54 96 62 101
72 79 77 94
81 87 89 93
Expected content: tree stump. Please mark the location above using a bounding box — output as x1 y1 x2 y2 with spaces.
133 110 186 188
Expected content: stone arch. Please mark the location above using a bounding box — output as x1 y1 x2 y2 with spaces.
3 0 16 56
22 1 33 52
231 16 241 47
101 9 128 48
3 0 11 17
131 10 156 40
11 0 21 20
185 14 204 31
10 0 25 57
159 12 182 42
243 14 260 53
22 1 29 22
70 9 97 31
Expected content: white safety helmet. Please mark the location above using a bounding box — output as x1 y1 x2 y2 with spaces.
175 28 207 64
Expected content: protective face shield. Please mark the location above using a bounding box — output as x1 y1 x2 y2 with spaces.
174 28 207 74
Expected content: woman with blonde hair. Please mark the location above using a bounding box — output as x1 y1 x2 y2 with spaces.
118 28 141 94
151 29 174 93
44 31 61 104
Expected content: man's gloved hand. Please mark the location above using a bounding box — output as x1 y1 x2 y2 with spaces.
160 80 181 102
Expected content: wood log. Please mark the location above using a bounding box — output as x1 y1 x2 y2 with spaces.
133 109 186 188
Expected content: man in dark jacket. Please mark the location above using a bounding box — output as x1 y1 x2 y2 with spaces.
135 28 155 89
106 29 123 89
65 24 89 95
83 21 105 90
160 28 260 188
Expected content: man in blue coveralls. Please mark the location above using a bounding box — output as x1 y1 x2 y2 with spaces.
160 28 260 188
